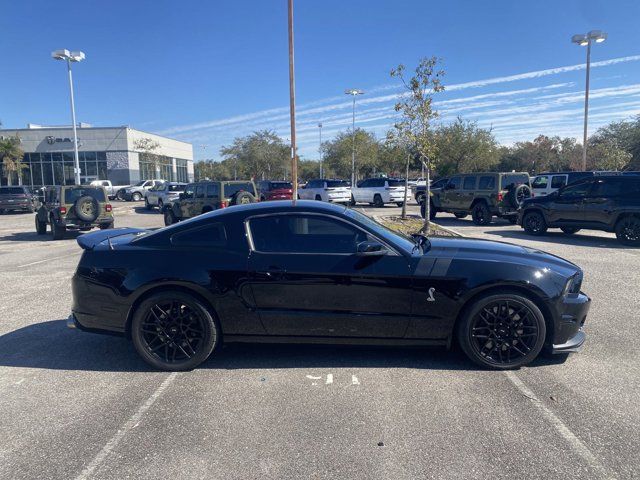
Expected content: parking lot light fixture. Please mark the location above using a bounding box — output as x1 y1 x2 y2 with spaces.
52 49 86 185
345 89 364 186
571 30 607 170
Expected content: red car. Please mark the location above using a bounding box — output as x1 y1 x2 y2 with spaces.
257 180 293 201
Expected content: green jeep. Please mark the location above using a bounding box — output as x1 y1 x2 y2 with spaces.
35 185 115 240
428 172 532 225
164 180 256 226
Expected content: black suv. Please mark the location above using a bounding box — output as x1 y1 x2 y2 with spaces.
0 186 39 214
519 175 640 245
164 180 256 225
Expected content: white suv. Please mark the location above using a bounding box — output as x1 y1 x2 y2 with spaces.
298 179 351 203
352 178 407 207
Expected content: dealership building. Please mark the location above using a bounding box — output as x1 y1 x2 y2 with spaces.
0 124 194 187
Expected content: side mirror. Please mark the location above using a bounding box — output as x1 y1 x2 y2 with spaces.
356 240 387 256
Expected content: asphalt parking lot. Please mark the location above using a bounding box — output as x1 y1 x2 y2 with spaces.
1 202 639 479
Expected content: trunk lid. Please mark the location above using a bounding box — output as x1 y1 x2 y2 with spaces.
77 227 148 250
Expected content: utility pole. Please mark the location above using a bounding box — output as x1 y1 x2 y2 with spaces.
288 0 298 199
318 122 323 177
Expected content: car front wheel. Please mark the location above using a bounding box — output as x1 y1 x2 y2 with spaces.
131 291 219 371
373 194 384 208
132 192 142 202
458 293 546 369
471 203 491 225
164 209 177 226
523 211 547 235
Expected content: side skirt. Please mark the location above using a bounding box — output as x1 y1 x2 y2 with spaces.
224 334 447 347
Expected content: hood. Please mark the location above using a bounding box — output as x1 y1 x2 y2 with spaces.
77 227 148 250
427 236 579 273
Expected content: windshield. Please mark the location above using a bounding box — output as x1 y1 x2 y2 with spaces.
343 208 415 253
168 184 185 192
387 179 405 187
134 181 146 187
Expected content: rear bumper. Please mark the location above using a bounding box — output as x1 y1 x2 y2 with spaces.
0 200 32 209
327 196 351 203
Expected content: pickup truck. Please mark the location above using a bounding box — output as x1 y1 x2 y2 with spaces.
115 179 166 201
89 180 129 200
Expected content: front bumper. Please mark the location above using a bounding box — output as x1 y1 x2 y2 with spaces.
552 292 590 352
552 330 586 354
327 195 351 203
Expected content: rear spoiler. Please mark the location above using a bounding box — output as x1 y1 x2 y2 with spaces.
77 227 147 250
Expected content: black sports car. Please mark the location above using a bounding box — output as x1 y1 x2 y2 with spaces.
68 201 590 371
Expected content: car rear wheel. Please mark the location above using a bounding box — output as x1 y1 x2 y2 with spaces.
615 216 640 246
164 209 177 226
523 211 547 235
458 293 546 369
471 203 491 225
35 216 47 235
373 194 384 208
561 227 580 235
51 220 65 240
315 195 322 201
131 291 219 371
132 192 142 202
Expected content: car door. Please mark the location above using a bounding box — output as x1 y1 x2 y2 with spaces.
180 184 196 218
192 184 206 215
550 175 568 194
353 179 369 202
546 179 593 224
582 178 622 227
246 212 413 338
441 176 462 210
460 175 477 210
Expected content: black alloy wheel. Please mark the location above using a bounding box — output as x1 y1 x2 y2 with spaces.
615 216 640 246
373 194 384 208
471 203 491 225
131 292 218 371
458 293 546 369
523 211 547 235
561 227 580 235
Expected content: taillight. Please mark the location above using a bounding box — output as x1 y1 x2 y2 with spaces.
59 206 67 214
105 204 112 212
497 192 503 202
219 201 228 208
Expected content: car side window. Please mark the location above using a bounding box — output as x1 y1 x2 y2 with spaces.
532 176 548 188
249 214 371 254
551 176 567 189
463 176 477 190
590 179 622 197
170 223 227 248
206 183 219 197
448 177 462 190
183 184 195 199
559 180 592 197
195 185 205 199
478 176 495 190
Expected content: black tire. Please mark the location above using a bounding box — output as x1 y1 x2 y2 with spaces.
74 196 99 222
507 184 532 208
454 212 468 219
116 190 126 201
131 291 219 371
230 191 255 206
315 195 322 201
457 293 546 369
373 194 384 208
471 202 492 225
51 220 65 240
99 222 114 230
416 193 425 205
615 216 640 246
164 209 177 226
396 202 404 207
132 192 142 202
35 215 47 235
144 197 151 210
522 211 547 235
560 227 580 235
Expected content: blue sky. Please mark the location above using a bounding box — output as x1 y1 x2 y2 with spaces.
1 0 639 161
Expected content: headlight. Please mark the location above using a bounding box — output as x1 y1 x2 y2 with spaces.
563 272 583 296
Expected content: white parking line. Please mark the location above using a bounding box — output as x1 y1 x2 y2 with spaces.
74 372 178 480
503 371 615 479
17 251 81 268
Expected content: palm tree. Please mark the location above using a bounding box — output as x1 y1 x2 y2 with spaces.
0 135 27 186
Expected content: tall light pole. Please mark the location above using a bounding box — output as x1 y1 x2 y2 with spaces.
345 88 364 186
287 0 298 199
52 49 85 185
318 122 323 177
572 30 607 170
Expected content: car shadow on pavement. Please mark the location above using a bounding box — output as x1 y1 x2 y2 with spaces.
0 319 565 372
483 229 628 249
0 230 82 242
132 206 160 215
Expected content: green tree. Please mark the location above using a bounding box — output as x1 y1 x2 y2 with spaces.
390 56 445 231
322 129 380 180
498 135 581 174
433 118 499 176
587 137 632 171
298 160 321 181
220 130 289 180
591 115 640 168
0 135 27 186
133 137 163 178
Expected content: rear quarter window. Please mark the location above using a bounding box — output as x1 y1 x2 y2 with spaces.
501 174 529 189
170 223 227 248
463 176 477 190
551 176 567 189
224 183 255 197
